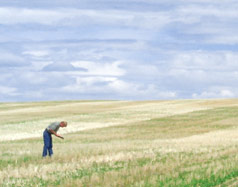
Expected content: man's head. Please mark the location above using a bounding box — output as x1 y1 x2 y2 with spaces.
60 121 67 128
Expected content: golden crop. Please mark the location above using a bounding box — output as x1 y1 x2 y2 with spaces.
1 99 238 186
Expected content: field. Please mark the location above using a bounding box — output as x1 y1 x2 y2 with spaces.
1 99 238 186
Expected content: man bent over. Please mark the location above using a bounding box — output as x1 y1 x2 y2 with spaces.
42 121 67 157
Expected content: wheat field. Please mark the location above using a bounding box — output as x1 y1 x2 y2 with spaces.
1 99 238 186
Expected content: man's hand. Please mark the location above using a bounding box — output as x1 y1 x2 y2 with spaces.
57 135 64 139
49 129 64 139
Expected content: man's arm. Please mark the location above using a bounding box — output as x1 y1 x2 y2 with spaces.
49 129 64 139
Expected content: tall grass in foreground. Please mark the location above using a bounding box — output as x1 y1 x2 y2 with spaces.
1 102 238 186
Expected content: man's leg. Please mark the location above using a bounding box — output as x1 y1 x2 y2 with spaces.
42 130 50 157
48 134 53 156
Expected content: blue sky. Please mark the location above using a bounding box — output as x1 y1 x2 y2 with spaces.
0 0 238 101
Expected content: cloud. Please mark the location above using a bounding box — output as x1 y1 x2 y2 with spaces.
122 62 160 81
0 1 238 101
160 51 238 93
108 80 176 99
62 76 116 93
171 3 238 44
71 61 125 76
170 51 238 71
42 62 87 72
0 86 18 96
22 50 49 57
62 76 176 100
0 51 29 67
192 88 235 99
0 7 170 30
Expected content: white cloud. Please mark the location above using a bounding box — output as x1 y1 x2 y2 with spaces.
62 76 176 99
75 76 116 85
123 62 160 79
31 61 53 71
22 50 49 57
0 8 66 25
62 76 116 93
19 72 48 84
192 88 235 99
177 5 238 19
161 50 238 90
0 7 170 29
220 90 235 97
173 4 238 44
0 86 18 95
0 51 27 67
107 80 165 98
192 85 238 99
17 90 44 99
1 1 238 101
43 61 87 72
207 35 238 45
170 51 238 70
71 61 125 76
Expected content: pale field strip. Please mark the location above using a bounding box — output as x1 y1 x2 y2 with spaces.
1 99 238 141
0 101 130 114
0 101 205 141
152 127 238 152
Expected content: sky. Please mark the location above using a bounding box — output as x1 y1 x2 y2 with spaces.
0 0 238 101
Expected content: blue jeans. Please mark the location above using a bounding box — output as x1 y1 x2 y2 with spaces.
42 129 53 157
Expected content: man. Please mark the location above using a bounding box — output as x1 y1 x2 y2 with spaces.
42 121 67 157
